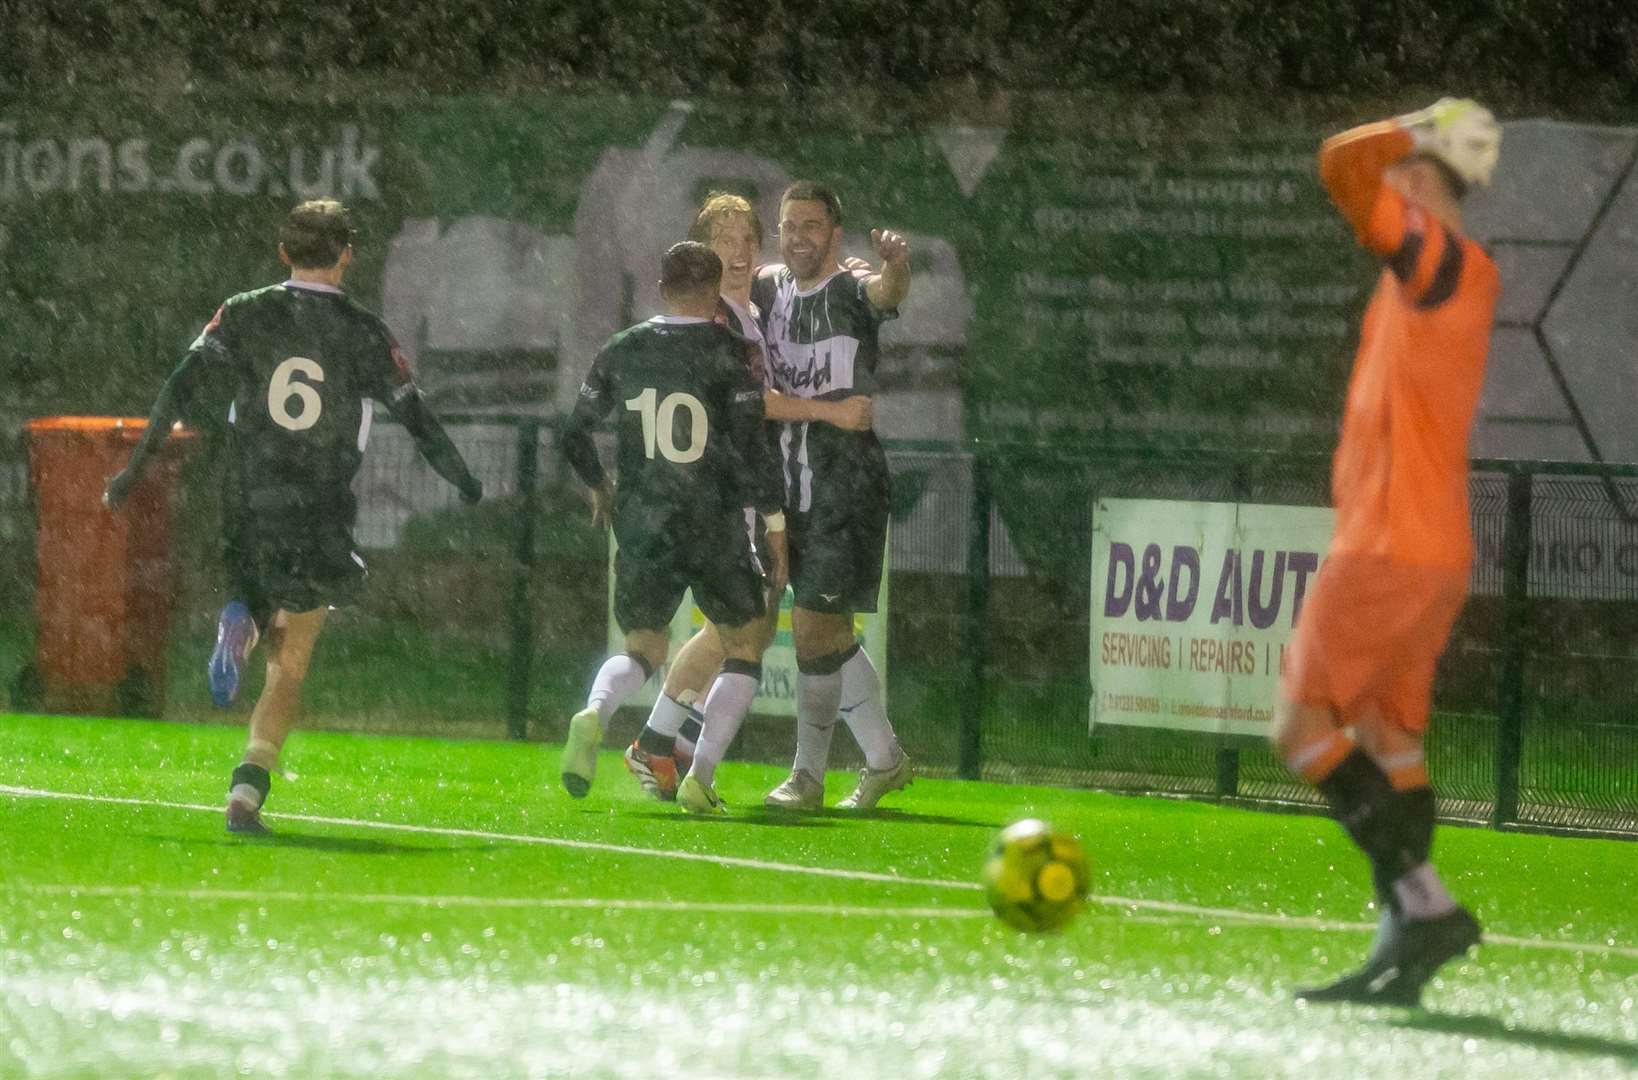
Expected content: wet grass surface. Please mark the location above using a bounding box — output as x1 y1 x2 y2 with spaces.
2 712 1636 1078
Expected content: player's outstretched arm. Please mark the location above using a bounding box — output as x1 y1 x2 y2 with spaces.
104 351 206 510
391 391 483 504
864 228 911 311
763 390 873 432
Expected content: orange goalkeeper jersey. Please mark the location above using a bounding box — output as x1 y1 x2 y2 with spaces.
1318 122 1501 569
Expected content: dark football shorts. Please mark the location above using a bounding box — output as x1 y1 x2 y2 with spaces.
613 510 766 634
788 494 888 615
223 503 365 626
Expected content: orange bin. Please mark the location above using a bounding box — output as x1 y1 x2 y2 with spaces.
23 416 195 717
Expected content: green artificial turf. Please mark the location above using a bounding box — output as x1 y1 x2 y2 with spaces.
2 712 1635 1079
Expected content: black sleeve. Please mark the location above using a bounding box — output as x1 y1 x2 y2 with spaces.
112 347 210 496
749 268 777 328
560 349 615 489
109 300 234 503
723 344 783 516
372 331 481 501
857 272 899 324
390 392 482 501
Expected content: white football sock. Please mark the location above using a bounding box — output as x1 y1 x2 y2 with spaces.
687 669 760 788
676 700 703 758
587 653 650 723
646 692 689 738
791 714 837 781
839 647 898 770
1393 862 1458 920
793 668 845 778
229 783 264 809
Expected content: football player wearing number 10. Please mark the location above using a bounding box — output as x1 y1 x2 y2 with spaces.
104 199 484 834
622 192 876 802
558 241 789 814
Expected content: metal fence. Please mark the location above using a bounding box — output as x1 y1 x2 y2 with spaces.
4 416 1637 837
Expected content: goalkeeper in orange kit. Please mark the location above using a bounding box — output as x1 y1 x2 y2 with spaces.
1272 99 1503 1005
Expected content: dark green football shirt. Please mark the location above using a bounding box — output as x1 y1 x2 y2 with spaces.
114 279 479 534
561 315 782 537
194 281 419 515
751 266 895 515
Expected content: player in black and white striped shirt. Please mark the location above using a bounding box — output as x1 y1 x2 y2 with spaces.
753 181 915 811
622 192 875 802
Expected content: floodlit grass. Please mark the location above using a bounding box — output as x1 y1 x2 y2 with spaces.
2 712 1636 1079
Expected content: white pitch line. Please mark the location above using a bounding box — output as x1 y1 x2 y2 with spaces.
5 784 1637 962
0 783 979 892
10 884 991 921
1084 896 1638 961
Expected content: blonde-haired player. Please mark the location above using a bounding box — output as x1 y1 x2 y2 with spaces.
1274 99 1502 1005
618 192 874 804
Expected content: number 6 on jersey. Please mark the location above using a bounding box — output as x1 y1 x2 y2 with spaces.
270 356 325 431
625 387 707 464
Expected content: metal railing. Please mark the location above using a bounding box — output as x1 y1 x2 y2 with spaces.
4 415 1637 837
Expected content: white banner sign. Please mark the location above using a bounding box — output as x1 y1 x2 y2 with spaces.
1089 498 1335 736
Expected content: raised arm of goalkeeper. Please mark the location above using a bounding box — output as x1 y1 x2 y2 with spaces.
1318 98 1500 255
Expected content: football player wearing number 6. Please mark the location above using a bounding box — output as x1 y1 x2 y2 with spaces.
558 241 788 814
104 199 484 834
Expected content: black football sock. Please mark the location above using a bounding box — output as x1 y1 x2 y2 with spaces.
1393 786 1436 866
1315 749 1413 913
637 727 677 757
229 763 271 809
1384 785 1457 919
678 714 703 744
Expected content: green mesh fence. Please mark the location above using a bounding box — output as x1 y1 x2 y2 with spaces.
4 416 1638 836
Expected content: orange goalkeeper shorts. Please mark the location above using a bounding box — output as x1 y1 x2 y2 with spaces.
1280 553 1469 733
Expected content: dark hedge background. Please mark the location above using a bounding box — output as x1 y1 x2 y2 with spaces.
5 2 1636 118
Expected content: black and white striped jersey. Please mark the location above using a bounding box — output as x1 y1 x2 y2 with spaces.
715 294 772 391
751 266 896 515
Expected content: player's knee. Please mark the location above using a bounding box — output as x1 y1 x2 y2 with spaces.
715 622 762 663
269 656 311 684
624 630 669 673
1269 698 1320 757
1353 707 1422 761
751 621 777 656
792 610 851 660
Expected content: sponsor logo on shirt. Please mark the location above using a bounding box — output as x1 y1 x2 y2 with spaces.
774 352 834 394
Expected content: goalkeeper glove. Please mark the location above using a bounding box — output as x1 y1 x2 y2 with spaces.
1399 97 1501 188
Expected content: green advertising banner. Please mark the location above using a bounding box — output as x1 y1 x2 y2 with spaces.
3 90 1365 440
965 133 1361 446
1 89 1375 581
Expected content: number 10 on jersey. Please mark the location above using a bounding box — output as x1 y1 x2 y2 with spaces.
625 388 707 464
